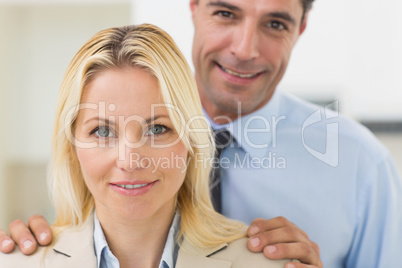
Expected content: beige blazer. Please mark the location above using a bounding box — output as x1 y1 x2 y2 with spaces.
0 215 296 268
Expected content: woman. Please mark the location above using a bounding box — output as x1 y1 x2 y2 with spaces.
0 24 295 267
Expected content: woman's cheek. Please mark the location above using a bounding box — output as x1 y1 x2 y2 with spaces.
76 147 112 179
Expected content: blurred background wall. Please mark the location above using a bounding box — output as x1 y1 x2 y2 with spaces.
0 0 401 230
0 0 132 230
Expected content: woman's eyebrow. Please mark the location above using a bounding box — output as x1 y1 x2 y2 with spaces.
83 117 114 125
83 114 169 125
144 115 170 124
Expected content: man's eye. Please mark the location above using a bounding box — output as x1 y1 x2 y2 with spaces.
92 126 115 138
266 21 286 31
145 125 167 136
215 10 234 18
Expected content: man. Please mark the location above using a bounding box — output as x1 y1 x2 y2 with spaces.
191 1 401 266
1 0 401 267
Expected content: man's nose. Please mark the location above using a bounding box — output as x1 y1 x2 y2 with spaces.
230 21 260 61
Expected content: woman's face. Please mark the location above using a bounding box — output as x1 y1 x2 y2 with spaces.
74 67 188 222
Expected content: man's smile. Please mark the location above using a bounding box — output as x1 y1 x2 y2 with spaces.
216 63 262 79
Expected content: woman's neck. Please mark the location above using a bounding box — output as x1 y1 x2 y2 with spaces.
95 205 175 268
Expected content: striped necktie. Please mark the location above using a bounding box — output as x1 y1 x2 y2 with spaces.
210 129 233 213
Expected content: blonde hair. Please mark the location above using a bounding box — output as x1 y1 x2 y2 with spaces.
50 24 245 249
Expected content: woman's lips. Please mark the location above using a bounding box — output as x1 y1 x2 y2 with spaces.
109 180 157 196
114 183 149 189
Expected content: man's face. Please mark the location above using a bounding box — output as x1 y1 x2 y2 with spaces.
190 0 307 122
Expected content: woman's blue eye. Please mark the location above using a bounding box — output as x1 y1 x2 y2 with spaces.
95 126 113 138
146 125 167 135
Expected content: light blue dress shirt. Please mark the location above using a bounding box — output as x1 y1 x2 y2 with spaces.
93 212 180 268
205 90 402 268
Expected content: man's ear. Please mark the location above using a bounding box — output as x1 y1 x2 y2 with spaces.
299 10 310 35
190 0 198 17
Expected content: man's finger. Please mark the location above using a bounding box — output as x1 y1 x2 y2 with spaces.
0 229 15 253
285 262 319 268
263 242 322 267
247 226 308 252
28 215 52 246
248 217 308 238
9 220 37 255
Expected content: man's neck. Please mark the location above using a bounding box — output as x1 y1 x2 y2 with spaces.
199 91 274 125
196 76 275 125
198 89 241 125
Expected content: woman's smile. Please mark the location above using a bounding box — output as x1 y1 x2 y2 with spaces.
109 180 159 197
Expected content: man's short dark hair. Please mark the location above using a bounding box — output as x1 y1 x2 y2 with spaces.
302 0 315 21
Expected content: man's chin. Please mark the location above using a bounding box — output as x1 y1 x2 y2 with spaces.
214 96 260 116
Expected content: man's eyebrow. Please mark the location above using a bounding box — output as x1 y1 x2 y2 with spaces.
207 1 241 11
265 12 296 25
206 2 296 25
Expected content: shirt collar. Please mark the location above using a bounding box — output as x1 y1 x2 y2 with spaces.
93 211 109 268
203 90 282 158
160 213 180 268
93 212 181 268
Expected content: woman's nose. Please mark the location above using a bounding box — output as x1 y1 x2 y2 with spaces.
115 132 148 172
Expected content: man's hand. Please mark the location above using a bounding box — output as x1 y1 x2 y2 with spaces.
247 217 322 268
0 215 52 255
